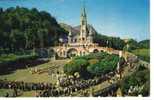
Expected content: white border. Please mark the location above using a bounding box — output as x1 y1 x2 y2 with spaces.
0 0 153 100
150 0 153 99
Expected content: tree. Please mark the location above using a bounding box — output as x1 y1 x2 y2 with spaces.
93 33 125 50
127 39 139 50
138 40 150 49
0 7 67 53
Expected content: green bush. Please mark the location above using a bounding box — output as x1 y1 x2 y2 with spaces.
64 58 88 75
64 52 124 77
74 52 108 60
87 62 103 75
84 52 108 60
88 59 99 65
138 40 150 49
121 69 150 96
87 54 120 75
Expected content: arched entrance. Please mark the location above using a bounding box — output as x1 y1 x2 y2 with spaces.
101 50 104 52
67 48 78 58
93 49 99 53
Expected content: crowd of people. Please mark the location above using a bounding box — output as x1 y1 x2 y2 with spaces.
40 72 118 97
59 71 116 89
0 70 122 97
0 61 125 97
38 70 119 97
0 80 53 91
0 49 142 97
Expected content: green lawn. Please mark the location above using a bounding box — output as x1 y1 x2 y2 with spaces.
131 48 150 62
0 60 69 84
0 59 69 97
0 69 52 83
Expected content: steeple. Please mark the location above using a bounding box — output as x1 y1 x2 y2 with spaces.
81 3 86 18
80 2 88 42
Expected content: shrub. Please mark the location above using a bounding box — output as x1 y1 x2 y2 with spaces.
74 52 108 60
88 59 99 65
63 58 88 75
64 52 123 77
121 69 150 96
85 52 108 60
87 55 120 75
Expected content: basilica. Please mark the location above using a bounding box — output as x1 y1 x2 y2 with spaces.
37 5 129 60
67 6 95 46
52 5 110 58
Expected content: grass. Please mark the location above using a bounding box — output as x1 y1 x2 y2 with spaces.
0 69 52 83
0 59 69 97
131 48 150 62
0 60 69 84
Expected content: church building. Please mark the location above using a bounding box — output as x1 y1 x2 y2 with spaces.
52 5 106 58
67 5 95 46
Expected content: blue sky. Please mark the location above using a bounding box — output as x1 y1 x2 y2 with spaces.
0 0 150 41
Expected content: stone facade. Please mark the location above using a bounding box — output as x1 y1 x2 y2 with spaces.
54 5 100 58
51 5 125 59
67 5 95 46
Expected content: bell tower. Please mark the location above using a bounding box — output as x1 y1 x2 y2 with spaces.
80 3 88 42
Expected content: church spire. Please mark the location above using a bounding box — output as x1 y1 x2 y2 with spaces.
81 3 86 18
80 2 88 42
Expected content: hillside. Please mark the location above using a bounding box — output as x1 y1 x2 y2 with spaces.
60 23 79 36
0 7 67 53
138 39 150 49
